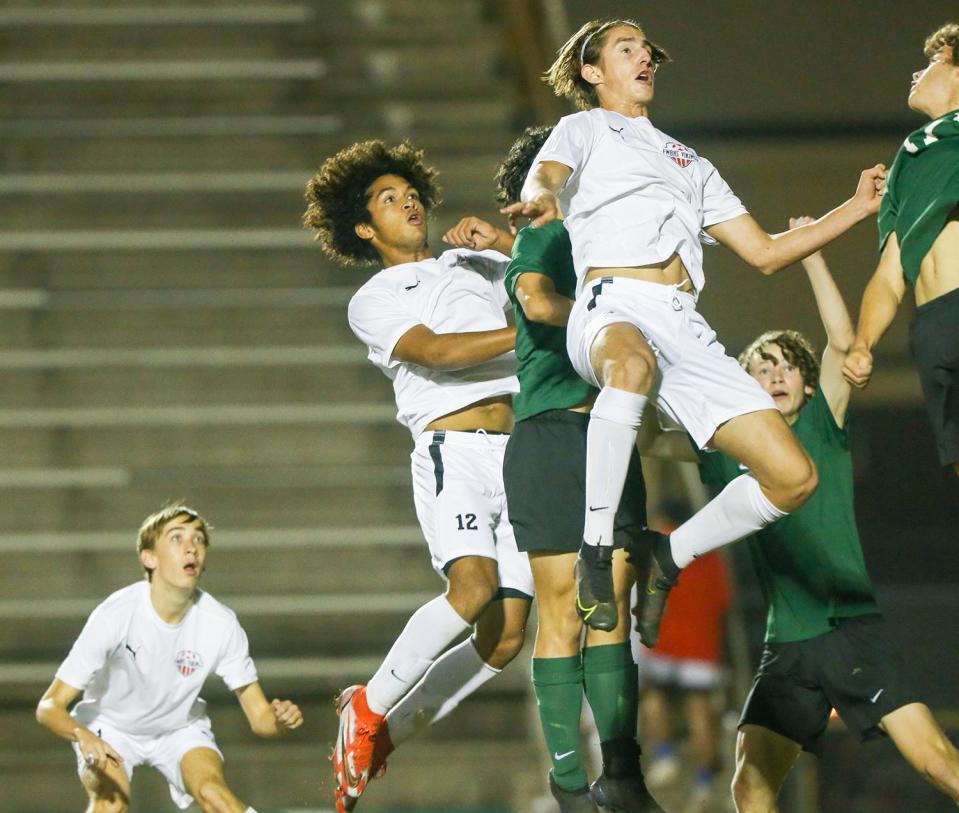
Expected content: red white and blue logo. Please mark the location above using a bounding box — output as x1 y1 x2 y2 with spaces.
175 650 203 677
663 141 696 168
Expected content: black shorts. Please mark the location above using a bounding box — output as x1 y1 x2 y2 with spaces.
910 286 959 467
502 409 647 553
739 615 921 755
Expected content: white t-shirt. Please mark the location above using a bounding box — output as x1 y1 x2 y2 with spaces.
532 107 748 293
56 582 258 736
348 248 519 437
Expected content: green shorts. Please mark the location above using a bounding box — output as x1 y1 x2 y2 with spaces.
503 409 647 553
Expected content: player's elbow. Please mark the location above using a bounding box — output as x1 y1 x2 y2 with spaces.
521 296 555 325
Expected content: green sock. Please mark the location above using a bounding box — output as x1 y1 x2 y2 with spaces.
583 642 639 753
532 654 588 792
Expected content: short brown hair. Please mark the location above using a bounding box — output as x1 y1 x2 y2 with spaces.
494 125 554 207
924 23 959 64
738 330 820 395
137 503 210 581
303 140 442 267
544 19 670 111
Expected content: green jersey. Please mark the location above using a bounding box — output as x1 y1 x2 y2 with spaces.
698 388 878 643
878 108 959 285
504 221 595 421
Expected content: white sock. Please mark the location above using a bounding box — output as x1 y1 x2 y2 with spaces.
384 638 500 745
365 595 471 715
670 474 787 568
584 386 647 548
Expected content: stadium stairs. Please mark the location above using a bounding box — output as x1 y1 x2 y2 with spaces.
0 2 542 810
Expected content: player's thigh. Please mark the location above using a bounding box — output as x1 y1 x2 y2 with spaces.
882 702 959 773
590 321 657 391
80 759 132 811
712 408 814 490
179 747 242 809
734 724 802 798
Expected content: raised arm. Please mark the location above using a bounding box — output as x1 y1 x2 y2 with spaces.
706 165 886 275
37 678 124 772
842 234 907 389
790 216 854 425
499 160 572 230
235 681 303 738
392 324 516 371
513 272 573 327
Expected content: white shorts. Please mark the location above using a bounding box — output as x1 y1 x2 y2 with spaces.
566 276 776 449
637 651 725 692
411 429 534 599
72 716 223 809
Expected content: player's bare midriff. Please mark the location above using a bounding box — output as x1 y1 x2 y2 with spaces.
583 252 692 290
915 214 959 306
426 395 514 432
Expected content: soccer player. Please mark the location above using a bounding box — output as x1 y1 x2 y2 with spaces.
303 140 534 813
504 18 886 643
35 503 304 813
843 23 959 475
487 126 660 813
691 224 959 811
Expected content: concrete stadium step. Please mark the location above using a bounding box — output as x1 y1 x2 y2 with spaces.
0 421 410 467
0 127 516 174
0 591 449 660
0 79 513 122
0 525 428 599
7 739 540 813
0 480 415 532
0 361 386 407
0 163 511 229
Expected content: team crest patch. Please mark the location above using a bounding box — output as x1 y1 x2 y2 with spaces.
663 141 696 168
175 650 203 677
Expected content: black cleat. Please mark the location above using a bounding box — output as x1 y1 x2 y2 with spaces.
589 773 664 813
575 541 618 631
627 530 679 648
550 771 600 813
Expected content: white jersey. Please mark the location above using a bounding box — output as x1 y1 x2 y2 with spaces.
348 248 519 437
532 107 747 293
56 582 258 736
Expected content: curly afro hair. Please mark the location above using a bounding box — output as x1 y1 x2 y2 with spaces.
738 329 820 395
493 125 554 207
303 139 441 267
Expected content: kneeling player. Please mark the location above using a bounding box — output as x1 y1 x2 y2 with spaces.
36 503 303 813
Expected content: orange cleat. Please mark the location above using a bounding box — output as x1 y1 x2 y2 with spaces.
332 685 386 813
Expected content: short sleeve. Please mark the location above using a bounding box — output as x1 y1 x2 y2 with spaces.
55 601 121 691
877 152 902 253
798 388 848 449
533 113 595 182
215 618 258 691
700 156 748 230
470 249 513 311
348 283 421 369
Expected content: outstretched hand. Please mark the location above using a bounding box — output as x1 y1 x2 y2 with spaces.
853 164 887 215
842 347 874 388
271 698 303 732
442 216 500 250
499 191 563 232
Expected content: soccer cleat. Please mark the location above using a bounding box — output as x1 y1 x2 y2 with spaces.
590 773 665 813
575 541 618 631
332 685 385 813
625 530 679 648
550 771 600 813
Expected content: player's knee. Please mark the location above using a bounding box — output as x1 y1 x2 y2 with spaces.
446 559 499 621
917 739 959 795
88 795 128 813
602 351 656 393
194 778 235 813
772 455 818 512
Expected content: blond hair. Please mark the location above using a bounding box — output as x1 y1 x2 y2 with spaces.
924 22 959 64
137 502 210 581
738 330 820 396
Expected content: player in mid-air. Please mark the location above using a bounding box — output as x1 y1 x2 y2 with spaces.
303 140 533 813
843 22 959 475
504 18 886 645
35 503 304 813
488 125 660 813
687 224 959 811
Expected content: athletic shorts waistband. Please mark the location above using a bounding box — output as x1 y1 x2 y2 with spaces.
520 408 591 426
415 428 511 449
581 275 698 305
914 284 959 318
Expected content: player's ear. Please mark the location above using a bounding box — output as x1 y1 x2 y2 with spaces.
354 222 374 241
580 62 603 87
139 548 157 572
